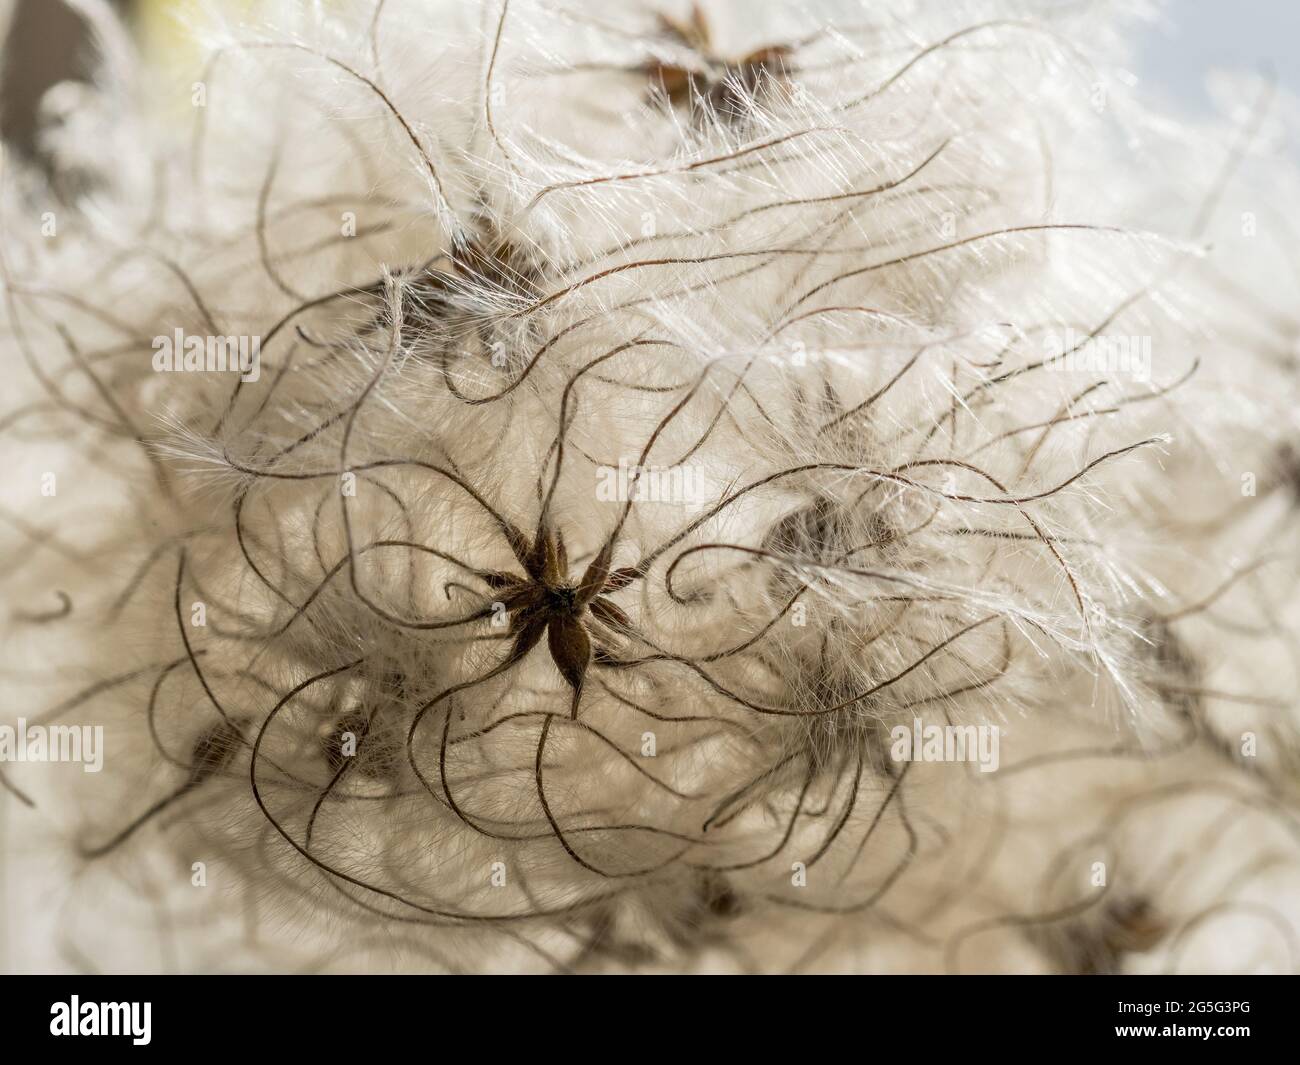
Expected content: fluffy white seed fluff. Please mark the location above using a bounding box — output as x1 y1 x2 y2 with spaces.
2 0 1299 973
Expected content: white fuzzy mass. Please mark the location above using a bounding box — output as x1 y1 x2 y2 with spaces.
1 0 1298 973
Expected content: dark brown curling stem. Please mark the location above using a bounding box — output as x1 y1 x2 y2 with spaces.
80 720 244 859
